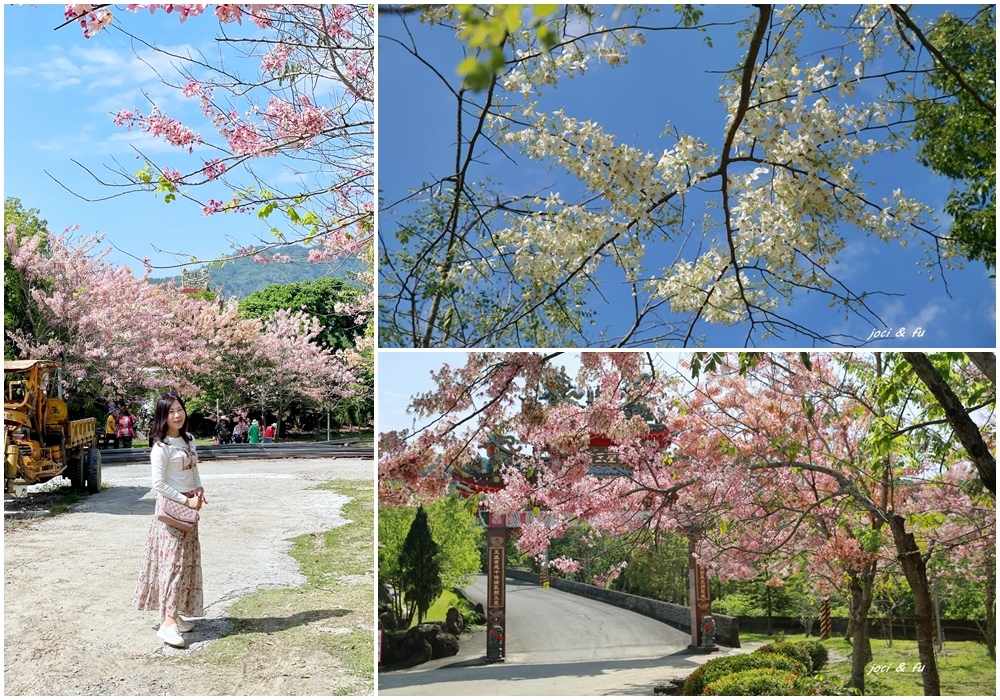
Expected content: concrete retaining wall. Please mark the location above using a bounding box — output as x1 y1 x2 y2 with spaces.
506 569 740 648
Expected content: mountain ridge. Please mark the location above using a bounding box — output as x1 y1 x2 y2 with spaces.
150 244 364 299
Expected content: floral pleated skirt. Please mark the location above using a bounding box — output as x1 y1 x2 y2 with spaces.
133 504 204 618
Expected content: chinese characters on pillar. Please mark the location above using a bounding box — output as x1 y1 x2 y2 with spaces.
486 517 507 659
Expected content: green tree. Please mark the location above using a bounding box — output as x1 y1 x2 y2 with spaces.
426 495 484 590
239 277 372 429
379 497 483 628
399 505 443 626
911 6 996 268
239 277 365 351
378 505 416 629
617 531 690 604
3 198 48 360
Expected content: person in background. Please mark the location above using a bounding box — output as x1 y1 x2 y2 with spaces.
106 406 120 449
133 390 206 649
263 422 276 443
215 416 231 445
232 418 246 443
118 406 136 448
248 419 261 444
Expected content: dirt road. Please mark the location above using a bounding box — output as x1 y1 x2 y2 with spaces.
3 457 374 696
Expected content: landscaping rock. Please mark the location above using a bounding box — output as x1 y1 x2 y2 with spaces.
384 623 461 669
428 630 460 659
446 606 466 635
404 638 433 667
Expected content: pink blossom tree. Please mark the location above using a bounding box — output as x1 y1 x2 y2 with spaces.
675 353 992 692
5 228 224 399
241 307 364 434
61 4 373 266
379 350 994 694
59 4 374 363
5 226 362 422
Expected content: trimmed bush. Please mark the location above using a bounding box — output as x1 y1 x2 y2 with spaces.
681 653 806 695
755 641 816 672
701 667 799 696
801 640 829 672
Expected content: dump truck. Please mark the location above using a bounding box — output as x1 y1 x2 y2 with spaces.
4 360 102 498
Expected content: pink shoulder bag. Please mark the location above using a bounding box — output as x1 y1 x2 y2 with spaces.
156 496 199 532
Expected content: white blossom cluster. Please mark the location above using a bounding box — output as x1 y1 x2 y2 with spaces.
486 4 934 327
502 45 591 100
497 109 686 289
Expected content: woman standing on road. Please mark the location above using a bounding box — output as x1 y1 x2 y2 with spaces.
133 390 207 648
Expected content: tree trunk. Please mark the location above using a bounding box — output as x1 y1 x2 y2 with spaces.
902 352 996 494
987 559 996 660
887 513 941 695
966 351 996 388
766 583 773 636
847 561 877 692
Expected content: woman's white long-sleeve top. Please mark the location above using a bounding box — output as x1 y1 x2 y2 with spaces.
150 434 202 504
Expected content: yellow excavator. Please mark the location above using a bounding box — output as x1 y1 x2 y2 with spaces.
4 360 101 498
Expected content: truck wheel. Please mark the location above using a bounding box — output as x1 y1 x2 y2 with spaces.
85 448 102 494
66 452 85 491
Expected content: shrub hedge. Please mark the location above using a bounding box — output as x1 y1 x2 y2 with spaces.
801 640 829 672
682 640 834 696
681 653 805 695
755 641 817 672
701 667 800 696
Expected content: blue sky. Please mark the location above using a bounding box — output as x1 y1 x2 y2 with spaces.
3 5 361 281
377 5 996 349
378 350 474 435
5 6 230 274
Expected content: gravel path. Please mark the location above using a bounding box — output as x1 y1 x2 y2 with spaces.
4 457 372 696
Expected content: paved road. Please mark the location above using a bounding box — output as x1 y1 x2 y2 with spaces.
464 575 690 663
379 575 741 696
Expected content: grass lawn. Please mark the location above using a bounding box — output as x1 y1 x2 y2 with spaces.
741 632 996 696
408 589 463 628
186 479 374 696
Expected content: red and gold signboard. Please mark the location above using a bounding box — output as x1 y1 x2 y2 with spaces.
694 563 713 635
486 518 507 656
689 541 713 647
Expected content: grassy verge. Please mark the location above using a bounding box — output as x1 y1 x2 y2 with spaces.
740 632 995 696
186 479 374 695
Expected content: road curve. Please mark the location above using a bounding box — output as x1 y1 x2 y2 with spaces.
379 574 710 696
463 575 690 664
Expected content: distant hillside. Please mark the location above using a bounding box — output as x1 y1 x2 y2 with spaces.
150 245 365 299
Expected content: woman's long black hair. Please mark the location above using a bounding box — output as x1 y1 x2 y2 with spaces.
149 390 192 446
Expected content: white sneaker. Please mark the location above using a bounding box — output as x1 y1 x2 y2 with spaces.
176 616 195 633
156 622 186 648
158 616 195 633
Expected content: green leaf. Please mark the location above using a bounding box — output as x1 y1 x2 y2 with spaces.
799 352 813 371
500 4 522 34
456 56 481 77
257 201 278 220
